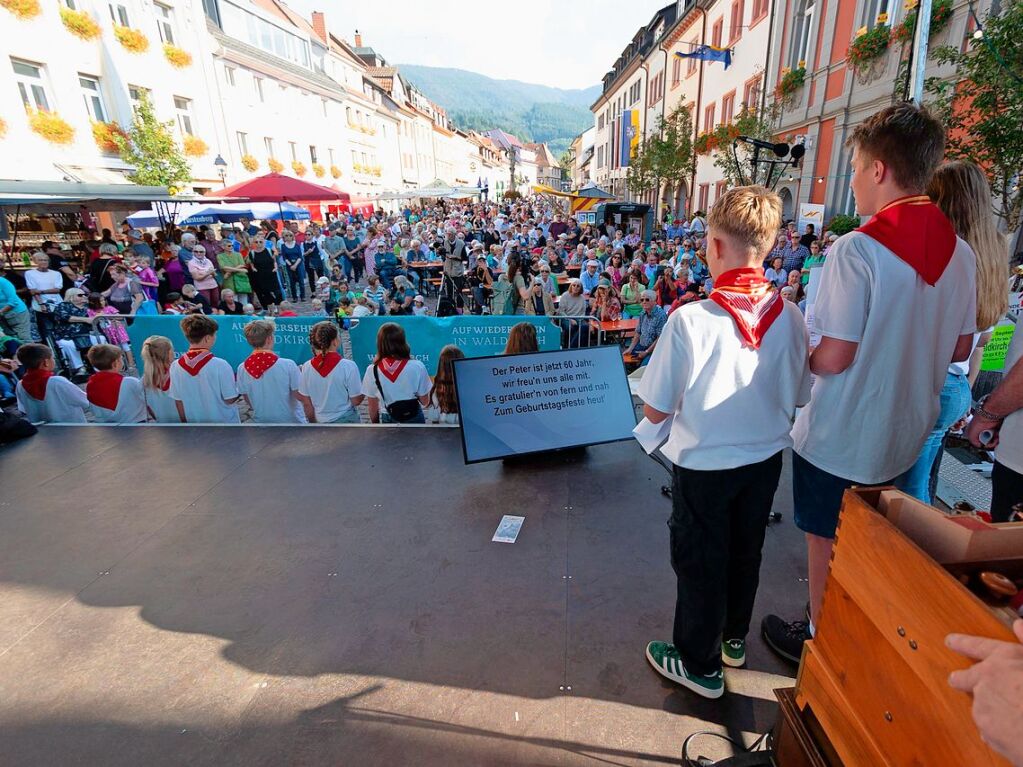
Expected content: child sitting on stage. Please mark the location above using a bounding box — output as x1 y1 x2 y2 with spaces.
637 186 811 699
140 335 180 423
298 321 364 424
168 314 241 424
85 344 147 423
236 319 312 424
15 342 90 423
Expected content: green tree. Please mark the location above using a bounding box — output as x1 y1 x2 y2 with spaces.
627 104 697 211
925 1 1023 232
113 93 191 188
704 105 778 188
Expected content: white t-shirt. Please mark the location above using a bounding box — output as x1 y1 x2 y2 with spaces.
90 376 148 423
639 300 811 470
352 304 374 318
995 326 1023 475
424 392 459 425
16 375 89 423
168 356 241 424
361 359 431 407
792 231 977 483
144 385 180 423
298 357 362 423
237 357 306 424
24 269 63 311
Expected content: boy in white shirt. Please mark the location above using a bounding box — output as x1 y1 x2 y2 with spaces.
762 103 977 664
168 314 242 424
15 343 90 424
236 319 312 424
298 321 364 424
85 344 147 423
638 186 811 699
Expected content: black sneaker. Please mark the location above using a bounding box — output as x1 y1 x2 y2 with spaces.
761 614 810 665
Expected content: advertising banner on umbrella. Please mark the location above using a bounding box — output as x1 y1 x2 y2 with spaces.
126 315 323 373
348 316 561 375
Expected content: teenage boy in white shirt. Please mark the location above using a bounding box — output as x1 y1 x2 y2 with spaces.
168 314 242 424
638 186 811 699
15 343 90 423
236 319 312 424
762 103 977 663
85 344 147 423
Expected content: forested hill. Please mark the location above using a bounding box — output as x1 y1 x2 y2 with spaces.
397 65 599 156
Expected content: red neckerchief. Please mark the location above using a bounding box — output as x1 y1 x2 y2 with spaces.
378 357 408 383
177 348 214 377
856 195 956 286
86 370 124 411
159 375 171 392
243 350 278 380
279 310 298 317
20 369 53 400
310 351 342 377
709 267 784 349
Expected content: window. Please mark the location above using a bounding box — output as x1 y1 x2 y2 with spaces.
703 102 716 131
289 141 297 161
598 114 605 130
63 0 76 8
108 2 129 27
236 131 248 155
351 149 358 166
863 0 894 28
687 39 699 75
790 0 816 68
174 96 193 135
743 75 763 108
309 145 318 164
264 137 274 158
224 65 236 87
751 0 770 23
321 98 328 118
698 183 710 212
361 151 367 165
328 148 335 165
155 3 175 44
78 75 106 121
729 0 744 43
715 180 727 201
672 56 681 86
711 17 724 47
12 59 50 111
253 77 265 103
128 84 148 112
721 91 736 124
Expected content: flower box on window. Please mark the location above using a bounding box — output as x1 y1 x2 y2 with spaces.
312 163 325 177
92 120 127 153
291 160 307 177
267 157 284 173
29 110 75 144
163 44 192 68
182 135 208 158
114 24 149 53
0 0 41 20
241 154 259 172
330 165 342 179
60 7 101 39
847 24 890 71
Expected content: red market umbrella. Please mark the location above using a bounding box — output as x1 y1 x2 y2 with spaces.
207 172 348 203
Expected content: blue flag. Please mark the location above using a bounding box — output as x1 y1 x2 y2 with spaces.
674 46 732 69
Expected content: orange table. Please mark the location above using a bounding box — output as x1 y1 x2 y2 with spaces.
599 319 638 334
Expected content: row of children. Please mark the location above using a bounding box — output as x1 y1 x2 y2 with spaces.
13 315 461 426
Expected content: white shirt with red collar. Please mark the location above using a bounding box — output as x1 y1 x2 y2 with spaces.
236 351 305 424
16 372 89 424
86 371 147 423
298 352 362 424
168 348 240 424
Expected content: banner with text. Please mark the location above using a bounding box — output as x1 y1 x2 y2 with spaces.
348 316 561 375
125 315 324 372
453 346 636 463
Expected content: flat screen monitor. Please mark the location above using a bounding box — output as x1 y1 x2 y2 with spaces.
453 346 637 464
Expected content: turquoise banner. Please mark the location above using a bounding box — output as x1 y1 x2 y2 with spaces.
349 316 562 375
125 315 324 372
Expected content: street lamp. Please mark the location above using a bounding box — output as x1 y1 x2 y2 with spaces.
214 154 227 185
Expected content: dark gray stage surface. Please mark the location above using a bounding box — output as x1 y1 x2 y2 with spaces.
0 427 807 766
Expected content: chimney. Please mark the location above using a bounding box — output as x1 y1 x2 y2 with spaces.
354 29 363 48
310 11 327 42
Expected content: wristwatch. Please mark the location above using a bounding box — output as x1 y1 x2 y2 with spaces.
974 395 1005 422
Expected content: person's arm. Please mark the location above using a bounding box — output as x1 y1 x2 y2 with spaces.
951 332 974 364
810 336 859 375
295 391 317 423
175 400 187 423
946 620 1023 766
966 352 1023 447
367 397 380 423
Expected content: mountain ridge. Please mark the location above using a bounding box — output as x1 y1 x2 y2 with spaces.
395 64 599 156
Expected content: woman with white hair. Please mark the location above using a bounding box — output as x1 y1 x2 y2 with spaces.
50 288 96 376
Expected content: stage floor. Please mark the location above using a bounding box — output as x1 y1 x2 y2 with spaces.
0 427 807 766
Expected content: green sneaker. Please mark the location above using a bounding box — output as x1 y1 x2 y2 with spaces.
722 639 746 668
645 641 724 699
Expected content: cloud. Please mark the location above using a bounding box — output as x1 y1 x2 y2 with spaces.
281 0 672 89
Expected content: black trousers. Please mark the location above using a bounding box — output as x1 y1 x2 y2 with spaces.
991 460 1023 522
669 451 783 675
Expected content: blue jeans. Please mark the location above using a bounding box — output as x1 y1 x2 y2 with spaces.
895 371 972 503
340 256 354 282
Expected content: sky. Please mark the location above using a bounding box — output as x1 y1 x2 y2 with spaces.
282 0 674 90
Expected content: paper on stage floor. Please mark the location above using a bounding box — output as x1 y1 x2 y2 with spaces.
493 515 525 543
633 416 672 455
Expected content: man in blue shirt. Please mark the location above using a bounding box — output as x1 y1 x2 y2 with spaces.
580 259 602 297
0 275 31 341
780 232 810 273
627 290 667 366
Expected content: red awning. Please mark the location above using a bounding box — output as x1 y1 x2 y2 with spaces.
207 172 348 203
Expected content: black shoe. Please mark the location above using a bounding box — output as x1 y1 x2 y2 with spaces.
761 614 810 665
